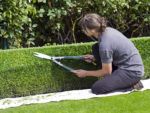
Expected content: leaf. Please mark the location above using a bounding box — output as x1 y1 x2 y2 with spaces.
39 8 45 13
43 0 46 3
0 15 3 21
56 23 61 30
30 32 35 36
32 24 38 28
66 1 72 7
31 42 35 45
28 38 35 41
33 0 36 3
39 13 43 17
38 0 46 3
10 31 14 38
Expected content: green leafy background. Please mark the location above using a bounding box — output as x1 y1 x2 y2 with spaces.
0 0 150 49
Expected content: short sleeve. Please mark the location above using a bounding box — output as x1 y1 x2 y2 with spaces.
99 49 113 63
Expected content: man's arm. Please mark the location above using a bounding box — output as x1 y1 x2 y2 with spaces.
72 63 112 77
87 63 112 77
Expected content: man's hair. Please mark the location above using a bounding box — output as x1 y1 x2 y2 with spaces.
79 13 107 33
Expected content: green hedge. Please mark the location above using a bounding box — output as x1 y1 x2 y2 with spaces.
0 37 150 99
0 41 98 98
132 37 150 79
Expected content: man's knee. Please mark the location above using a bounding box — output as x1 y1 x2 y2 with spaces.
91 85 99 94
91 83 106 94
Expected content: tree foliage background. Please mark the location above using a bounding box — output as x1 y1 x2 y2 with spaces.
0 0 150 49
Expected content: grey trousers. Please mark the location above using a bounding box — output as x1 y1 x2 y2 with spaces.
91 43 142 94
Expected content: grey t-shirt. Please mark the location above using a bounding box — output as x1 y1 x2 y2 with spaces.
98 27 144 77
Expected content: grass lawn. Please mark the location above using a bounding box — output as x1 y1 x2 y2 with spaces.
0 90 150 113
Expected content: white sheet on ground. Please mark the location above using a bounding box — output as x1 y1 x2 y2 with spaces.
0 79 150 109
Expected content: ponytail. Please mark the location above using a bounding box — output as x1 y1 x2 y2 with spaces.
79 14 107 33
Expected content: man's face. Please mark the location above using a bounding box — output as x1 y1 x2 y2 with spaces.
82 29 94 37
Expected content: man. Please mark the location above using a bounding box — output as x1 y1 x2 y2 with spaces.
72 13 144 94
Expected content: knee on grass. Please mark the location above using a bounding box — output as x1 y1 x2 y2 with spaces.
91 84 106 94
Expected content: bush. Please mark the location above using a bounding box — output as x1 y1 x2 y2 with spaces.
0 37 150 99
31 0 150 44
0 0 150 49
132 37 150 79
0 41 98 98
0 0 36 48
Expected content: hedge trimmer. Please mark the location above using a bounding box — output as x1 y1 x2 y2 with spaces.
34 52 92 71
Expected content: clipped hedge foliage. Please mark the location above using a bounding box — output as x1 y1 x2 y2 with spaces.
0 41 98 99
132 37 150 79
0 37 150 99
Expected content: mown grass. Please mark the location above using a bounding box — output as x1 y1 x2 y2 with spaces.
0 90 150 113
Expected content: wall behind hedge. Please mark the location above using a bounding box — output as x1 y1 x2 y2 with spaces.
0 37 150 99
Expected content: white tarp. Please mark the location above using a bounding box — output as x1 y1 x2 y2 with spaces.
0 79 150 109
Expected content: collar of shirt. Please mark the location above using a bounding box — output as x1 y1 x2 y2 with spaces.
98 32 102 42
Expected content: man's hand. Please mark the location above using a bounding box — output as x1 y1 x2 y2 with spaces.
71 69 88 78
71 63 112 77
81 54 95 63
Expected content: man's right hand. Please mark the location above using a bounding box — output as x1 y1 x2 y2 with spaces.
81 54 95 63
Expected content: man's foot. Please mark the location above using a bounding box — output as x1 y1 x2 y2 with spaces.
133 81 144 90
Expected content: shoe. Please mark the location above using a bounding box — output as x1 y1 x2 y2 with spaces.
133 81 144 90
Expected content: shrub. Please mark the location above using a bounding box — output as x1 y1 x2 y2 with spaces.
132 37 150 78
31 0 150 45
0 41 98 98
0 37 150 99
0 0 150 49
0 0 36 48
